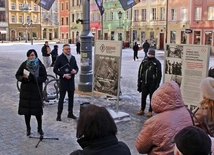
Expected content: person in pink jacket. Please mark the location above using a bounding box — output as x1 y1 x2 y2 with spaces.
135 81 193 155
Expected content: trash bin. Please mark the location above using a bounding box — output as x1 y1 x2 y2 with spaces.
80 102 90 115
68 39 72 44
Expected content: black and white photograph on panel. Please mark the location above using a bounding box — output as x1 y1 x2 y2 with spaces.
93 40 122 97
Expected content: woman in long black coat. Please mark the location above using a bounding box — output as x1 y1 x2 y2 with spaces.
15 49 47 136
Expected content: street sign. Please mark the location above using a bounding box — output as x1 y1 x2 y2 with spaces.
185 29 193 34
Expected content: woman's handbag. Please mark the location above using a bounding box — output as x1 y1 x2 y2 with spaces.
187 108 213 137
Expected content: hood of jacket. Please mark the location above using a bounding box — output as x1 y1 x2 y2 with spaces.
152 80 185 113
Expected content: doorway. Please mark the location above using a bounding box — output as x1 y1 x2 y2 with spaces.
159 33 164 50
49 33 52 40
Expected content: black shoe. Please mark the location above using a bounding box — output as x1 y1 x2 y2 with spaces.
38 129 44 136
56 115 61 121
67 114 77 119
27 128 31 136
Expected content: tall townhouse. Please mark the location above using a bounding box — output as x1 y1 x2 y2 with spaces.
90 0 102 42
59 0 70 43
189 0 214 51
69 0 81 44
41 0 59 41
103 0 132 42
132 0 166 49
168 0 191 45
0 0 9 41
8 0 41 41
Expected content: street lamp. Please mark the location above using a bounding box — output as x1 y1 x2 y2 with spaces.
23 20 32 43
118 11 122 41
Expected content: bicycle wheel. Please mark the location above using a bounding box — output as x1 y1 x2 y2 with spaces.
43 78 60 102
46 74 56 83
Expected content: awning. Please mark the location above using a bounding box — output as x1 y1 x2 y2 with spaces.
0 30 7 34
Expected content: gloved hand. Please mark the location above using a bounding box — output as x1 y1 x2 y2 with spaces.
137 82 142 92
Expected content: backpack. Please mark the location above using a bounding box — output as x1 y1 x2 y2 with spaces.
139 59 158 84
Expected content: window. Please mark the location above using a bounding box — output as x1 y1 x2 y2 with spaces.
160 7 165 20
171 9 177 21
11 3 15 10
195 7 202 20
141 9 146 21
181 31 187 44
170 31 176 43
205 32 212 45
61 3 64 10
0 11 5 22
66 1 68 10
97 13 100 21
193 31 201 44
66 17 68 25
19 16 23 23
19 3 23 10
76 13 79 20
104 13 107 21
134 10 139 21
66 33 68 39
126 10 129 19
110 12 113 20
181 8 187 21
152 8 156 20
12 15 16 23
208 6 214 20
61 17 64 25
92 13 95 21
72 14 74 22
34 4 37 11
72 0 74 6
62 33 64 39
26 16 30 22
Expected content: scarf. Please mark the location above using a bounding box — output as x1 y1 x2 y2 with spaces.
26 58 39 78
63 52 71 62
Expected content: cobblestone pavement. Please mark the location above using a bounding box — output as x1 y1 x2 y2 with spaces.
0 43 213 155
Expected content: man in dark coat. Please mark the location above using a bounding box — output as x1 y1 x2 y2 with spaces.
41 41 51 68
137 49 162 117
133 42 139 61
142 40 150 58
53 44 79 121
76 40 80 54
50 45 58 66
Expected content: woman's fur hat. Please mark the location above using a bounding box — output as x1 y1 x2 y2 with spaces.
200 77 214 100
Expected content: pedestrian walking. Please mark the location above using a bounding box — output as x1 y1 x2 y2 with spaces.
50 45 58 67
70 104 131 155
133 42 139 61
137 49 162 117
41 41 51 69
135 81 193 155
53 44 79 121
142 40 150 58
15 49 47 136
76 40 80 54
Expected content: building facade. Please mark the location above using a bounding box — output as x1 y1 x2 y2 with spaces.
41 0 59 41
168 0 191 45
0 0 9 41
58 0 70 43
69 0 81 44
103 0 132 42
8 0 41 41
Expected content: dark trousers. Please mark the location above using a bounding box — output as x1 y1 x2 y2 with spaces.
51 57 57 66
144 51 148 58
141 84 156 112
24 115 42 130
57 91 74 115
134 50 138 60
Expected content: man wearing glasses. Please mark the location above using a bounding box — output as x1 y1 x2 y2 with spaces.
53 44 79 121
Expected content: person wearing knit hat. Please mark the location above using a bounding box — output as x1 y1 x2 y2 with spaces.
137 48 162 117
194 77 214 136
174 126 211 155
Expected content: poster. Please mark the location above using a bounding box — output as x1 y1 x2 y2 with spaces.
93 40 122 96
164 44 210 109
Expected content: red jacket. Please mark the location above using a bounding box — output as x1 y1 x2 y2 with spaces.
136 81 193 155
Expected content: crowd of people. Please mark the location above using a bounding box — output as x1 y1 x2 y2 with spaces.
15 40 214 154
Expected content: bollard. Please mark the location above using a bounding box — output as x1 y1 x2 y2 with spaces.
79 102 90 115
